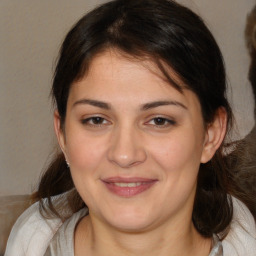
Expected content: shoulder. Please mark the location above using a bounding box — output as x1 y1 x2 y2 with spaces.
222 196 256 256
46 208 87 256
4 200 62 256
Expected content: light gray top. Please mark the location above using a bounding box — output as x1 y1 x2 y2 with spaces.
5 195 256 256
44 208 223 256
44 208 87 256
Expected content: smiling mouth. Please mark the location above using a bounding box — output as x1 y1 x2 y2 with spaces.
113 182 148 187
102 178 157 197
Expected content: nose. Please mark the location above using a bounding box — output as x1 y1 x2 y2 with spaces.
107 125 147 168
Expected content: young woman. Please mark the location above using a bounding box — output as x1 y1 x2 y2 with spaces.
5 0 256 255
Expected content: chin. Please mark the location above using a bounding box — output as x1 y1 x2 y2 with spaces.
102 206 157 232
110 218 153 233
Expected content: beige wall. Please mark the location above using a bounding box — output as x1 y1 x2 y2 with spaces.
1 0 255 196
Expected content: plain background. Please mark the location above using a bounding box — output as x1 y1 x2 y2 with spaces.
1 0 255 196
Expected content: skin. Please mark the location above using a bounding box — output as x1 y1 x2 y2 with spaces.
54 50 227 256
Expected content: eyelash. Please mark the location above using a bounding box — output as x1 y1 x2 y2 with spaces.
146 117 176 127
81 116 110 126
81 116 176 128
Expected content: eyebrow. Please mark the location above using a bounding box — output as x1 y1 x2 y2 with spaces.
73 99 111 109
141 100 187 110
72 98 187 111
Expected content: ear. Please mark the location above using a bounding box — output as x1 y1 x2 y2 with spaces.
200 107 227 163
54 110 67 156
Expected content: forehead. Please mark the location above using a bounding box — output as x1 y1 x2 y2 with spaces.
68 50 202 114
89 49 185 87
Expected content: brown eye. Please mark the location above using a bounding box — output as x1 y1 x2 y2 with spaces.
81 116 109 126
146 117 176 128
90 117 105 124
153 117 167 125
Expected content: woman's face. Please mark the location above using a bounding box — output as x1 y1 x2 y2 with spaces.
55 50 223 232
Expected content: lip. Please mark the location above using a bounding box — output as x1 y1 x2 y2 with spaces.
101 177 158 198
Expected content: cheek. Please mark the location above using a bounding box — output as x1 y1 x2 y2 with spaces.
149 131 202 172
65 133 107 172
65 135 108 204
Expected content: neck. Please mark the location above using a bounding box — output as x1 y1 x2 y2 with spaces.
74 213 211 256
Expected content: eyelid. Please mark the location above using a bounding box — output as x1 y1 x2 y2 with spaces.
80 115 112 126
145 115 177 127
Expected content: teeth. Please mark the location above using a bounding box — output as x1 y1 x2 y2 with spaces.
114 182 143 187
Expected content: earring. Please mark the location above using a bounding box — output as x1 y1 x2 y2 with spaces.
65 159 70 168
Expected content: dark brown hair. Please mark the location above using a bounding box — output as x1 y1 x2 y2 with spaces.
33 0 242 238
